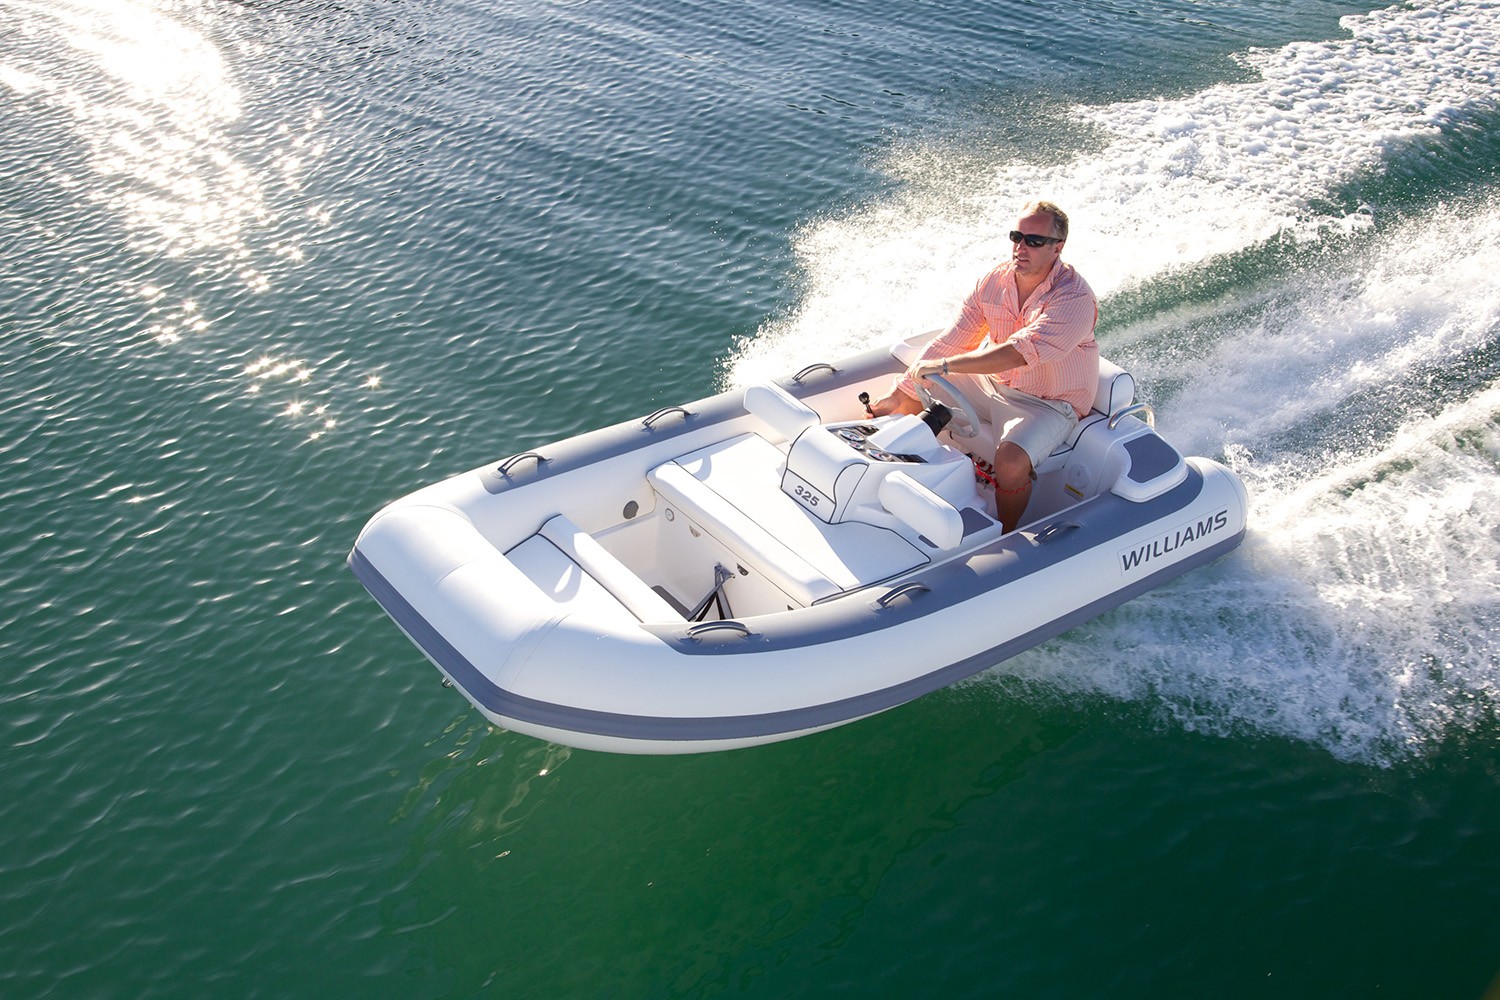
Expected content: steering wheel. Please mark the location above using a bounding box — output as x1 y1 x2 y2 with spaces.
914 373 983 439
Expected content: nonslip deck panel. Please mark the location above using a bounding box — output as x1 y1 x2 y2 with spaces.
1123 433 1183 483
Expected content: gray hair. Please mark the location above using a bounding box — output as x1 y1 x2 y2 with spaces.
1021 201 1069 242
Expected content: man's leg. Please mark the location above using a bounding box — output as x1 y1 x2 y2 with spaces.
992 440 1034 532
988 389 1075 532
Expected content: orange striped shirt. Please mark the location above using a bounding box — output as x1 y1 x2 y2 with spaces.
900 259 1100 417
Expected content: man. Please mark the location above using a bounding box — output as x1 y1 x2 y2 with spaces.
868 201 1099 532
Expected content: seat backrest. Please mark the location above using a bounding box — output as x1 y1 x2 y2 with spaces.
1094 360 1134 416
744 382 820 442
878 471 964 550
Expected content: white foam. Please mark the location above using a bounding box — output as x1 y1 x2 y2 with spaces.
999 375 1500 764
1141 197 1500 458
1134 201 1500 762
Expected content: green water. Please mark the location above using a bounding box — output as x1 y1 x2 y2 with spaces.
1 1 1497 997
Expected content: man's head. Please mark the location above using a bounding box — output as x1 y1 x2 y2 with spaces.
1010 201 1068 282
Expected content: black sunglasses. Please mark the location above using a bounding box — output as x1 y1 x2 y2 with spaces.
1009 230 1063 248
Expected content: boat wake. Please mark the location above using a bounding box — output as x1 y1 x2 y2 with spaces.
1001 375 1500 766
728 0 1500 763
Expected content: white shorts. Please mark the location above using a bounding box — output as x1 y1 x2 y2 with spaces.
983 383 1078 470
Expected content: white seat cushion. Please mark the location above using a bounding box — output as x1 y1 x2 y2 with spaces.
649 434 927 605
878 471 964 550
537 514 682 622
744 382 821 442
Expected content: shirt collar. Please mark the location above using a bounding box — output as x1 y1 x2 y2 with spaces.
1007 259 1065 305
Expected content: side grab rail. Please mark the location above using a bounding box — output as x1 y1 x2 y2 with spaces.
497 452 546 476
1108 402 1156 430
643 406 691 428
873 582 931 608
791 362 839 383
684 620 753 640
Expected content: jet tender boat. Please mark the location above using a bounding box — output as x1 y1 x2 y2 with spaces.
349 330 1248 754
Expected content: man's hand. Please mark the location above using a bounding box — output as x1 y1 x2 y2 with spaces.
909 357 945 380
867 389 923 417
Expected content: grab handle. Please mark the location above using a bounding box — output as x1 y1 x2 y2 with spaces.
1034 521 1081 544
497 452 546 476
643 406 690 428
684 620 752 640
1108 402 1156 430
792 362 839 383
873 582 930 608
